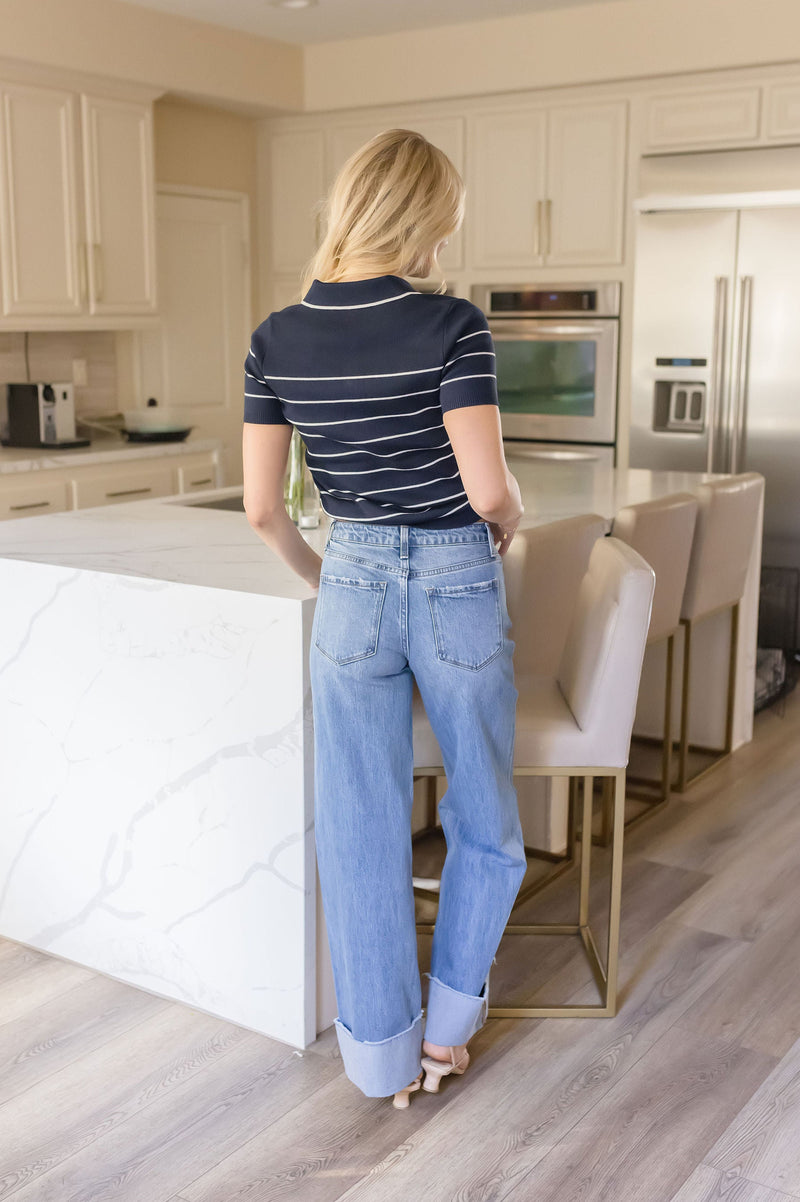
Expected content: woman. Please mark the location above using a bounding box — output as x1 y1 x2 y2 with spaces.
242 129 527 1107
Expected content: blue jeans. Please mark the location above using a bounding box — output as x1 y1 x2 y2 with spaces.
309 517 526 1097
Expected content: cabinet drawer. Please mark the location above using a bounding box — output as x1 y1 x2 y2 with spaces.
72 464 174 509
644 87 761 150
175 456 218 493
0 477 70 520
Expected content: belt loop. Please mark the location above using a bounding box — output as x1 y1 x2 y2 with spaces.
400 524 409 562
325 518 335 549
486 521 497 557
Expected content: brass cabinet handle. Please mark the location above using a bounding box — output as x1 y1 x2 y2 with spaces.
9 499 51 511
105 486 152 498
93 242 104 302
190 477 213 487
77 243 88 305
544 198 552 258
534 200 542 257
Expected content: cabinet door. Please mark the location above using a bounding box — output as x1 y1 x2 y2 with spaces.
269 129 325 274
327 118 466 271
0 82 83 316
545 101 627 266
469 110 546 269
80 94 157 315
174 453 219 493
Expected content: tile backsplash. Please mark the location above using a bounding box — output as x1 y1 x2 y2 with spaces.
0 330 119 415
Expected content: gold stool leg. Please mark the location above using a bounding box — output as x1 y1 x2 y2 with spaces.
604 768 625 1014
677 617 692 792
674 602 739 793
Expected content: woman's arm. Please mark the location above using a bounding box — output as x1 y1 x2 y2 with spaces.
242 423 323 591
442 404 524 552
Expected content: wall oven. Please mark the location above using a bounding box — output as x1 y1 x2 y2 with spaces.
472 282 621 451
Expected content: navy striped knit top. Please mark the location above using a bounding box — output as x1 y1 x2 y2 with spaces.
243 273 499 529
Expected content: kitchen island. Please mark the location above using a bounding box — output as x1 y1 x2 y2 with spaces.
0 460 762 1049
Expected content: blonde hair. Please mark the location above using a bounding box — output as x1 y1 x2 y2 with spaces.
299 128 465 299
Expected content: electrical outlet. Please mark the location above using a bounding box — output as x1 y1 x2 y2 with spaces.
72 358 88 387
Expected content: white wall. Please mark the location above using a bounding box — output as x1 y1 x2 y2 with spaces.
305 0 800 111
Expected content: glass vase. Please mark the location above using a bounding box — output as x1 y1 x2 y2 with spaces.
284 427 320 527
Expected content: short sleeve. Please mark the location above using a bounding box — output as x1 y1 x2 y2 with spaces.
243 323 290 426
439 299 498 414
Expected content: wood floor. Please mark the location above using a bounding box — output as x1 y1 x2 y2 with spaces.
2 685 800 1201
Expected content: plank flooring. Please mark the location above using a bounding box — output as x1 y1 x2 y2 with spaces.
0 686 799 1200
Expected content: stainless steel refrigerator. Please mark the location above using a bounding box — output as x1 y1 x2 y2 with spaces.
629 196 800 647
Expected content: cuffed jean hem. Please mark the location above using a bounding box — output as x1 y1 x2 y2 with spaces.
334 1010 425 1097
422 972 490 1046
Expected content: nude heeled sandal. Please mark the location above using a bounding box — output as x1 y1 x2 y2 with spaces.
420 1045 470 1093
392 1070 423 1109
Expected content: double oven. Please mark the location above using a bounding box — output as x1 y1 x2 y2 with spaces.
472 283 621 467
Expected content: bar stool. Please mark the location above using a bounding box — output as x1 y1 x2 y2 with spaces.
673 472 764 792
594 493 698 843
412 514 606 905
414 537 655 1017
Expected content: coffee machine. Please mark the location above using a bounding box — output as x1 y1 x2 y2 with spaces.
1 382 90 448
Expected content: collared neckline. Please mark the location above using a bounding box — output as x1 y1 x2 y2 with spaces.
301 274 420 310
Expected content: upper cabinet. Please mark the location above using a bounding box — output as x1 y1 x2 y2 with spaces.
468 100 628 269
269 128 326 275
80 95 157 316
0 79 158 324
643 87 761 152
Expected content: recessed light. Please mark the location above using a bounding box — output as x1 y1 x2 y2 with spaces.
270 0 317 9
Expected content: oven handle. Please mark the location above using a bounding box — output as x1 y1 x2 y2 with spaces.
490 322 616 338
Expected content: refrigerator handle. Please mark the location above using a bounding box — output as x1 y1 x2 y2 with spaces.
731 275 753 475
707 276 729 474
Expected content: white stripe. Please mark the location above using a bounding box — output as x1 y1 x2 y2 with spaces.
277 387 439 406
265 366 442 381
321 488 467 511
324 471 462 498
443 351 496 369
244 391 280 399
293 405 440 428
301 292 420 311
308 451 456 476
299 423 444 445
455 330 491 343
439 374 497 387
245 368 269 386
325 496 472 522
434 498 473 519
306 438 452 460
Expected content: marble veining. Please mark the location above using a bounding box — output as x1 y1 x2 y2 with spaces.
0 434 221 474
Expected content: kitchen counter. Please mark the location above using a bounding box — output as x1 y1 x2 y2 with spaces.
0 461 763 1050
0 432 222 474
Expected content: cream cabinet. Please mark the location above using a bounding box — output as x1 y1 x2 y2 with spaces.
469 100 627 269
642 87 761 151
0 476 71 520
764 81 800 140
0 80 157 321
0 449 219 520
268 129 326 275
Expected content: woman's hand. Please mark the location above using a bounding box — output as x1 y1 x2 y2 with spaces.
488 518 521 556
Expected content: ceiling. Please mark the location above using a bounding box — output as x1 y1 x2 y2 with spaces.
117 0 616 46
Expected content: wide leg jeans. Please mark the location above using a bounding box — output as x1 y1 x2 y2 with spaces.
309 517 527 1097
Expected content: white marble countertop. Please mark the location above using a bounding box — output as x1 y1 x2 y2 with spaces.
0 433 222 474
0 459 726 602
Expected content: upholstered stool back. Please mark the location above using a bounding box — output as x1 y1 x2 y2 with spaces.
503 514 607 676
612 493 698 643
681 473 764 621
555 537 655 765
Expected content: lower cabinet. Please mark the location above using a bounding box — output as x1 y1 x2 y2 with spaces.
0 477 71 520
71 462 175 508
0 449 219 520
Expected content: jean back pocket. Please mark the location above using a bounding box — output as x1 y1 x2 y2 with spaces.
425 577 503 671
314 574 387 665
